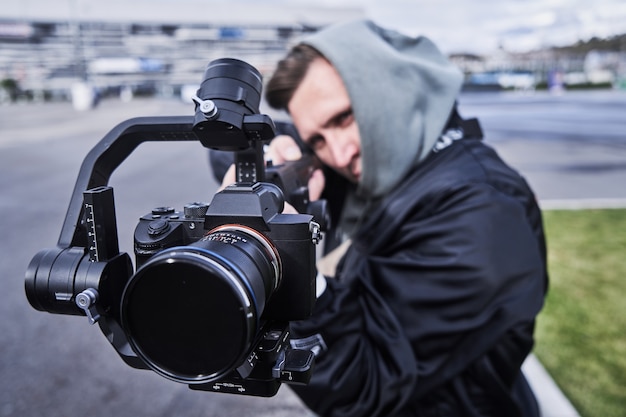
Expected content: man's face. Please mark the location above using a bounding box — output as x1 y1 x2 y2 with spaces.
288 57 362 184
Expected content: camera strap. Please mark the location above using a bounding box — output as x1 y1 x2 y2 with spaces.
460 117 484 139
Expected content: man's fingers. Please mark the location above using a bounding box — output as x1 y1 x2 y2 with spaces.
219 164 236 191
308 169 326 202
266 135 302 165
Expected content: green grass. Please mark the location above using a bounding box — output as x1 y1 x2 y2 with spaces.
534 209 626 417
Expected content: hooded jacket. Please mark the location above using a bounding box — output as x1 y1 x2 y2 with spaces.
287 20 548 417
302 19 463 199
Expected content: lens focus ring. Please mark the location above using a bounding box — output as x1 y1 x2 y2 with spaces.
120 225 281 384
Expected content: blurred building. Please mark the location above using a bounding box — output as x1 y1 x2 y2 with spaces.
0 1 363 102
2 1 624 102
451 45 626 91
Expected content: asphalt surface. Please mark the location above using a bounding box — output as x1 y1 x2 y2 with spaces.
1 90 625 417
459 90 626 205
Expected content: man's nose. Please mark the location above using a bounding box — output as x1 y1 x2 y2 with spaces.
326 132 356 168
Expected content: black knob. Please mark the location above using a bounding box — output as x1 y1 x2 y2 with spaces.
147 219 170 236
184 202 209 219
152 207 175 216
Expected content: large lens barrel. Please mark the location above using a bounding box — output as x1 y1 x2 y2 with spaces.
192 58 270 151
199 58 263 114
120 225 281 384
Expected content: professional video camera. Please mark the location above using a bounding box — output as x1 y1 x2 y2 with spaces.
25 58 327 397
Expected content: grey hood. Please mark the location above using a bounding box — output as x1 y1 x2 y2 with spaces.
302 19 463 198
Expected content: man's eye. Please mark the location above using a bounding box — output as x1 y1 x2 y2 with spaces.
308 135 325 150
337 110 354 126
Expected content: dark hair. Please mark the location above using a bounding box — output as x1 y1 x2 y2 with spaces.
265 44 324 111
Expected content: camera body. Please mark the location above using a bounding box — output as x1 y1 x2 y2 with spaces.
24 58 323 397
123 181 319 394
133 183 317 322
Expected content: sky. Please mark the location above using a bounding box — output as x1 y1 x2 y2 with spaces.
3 0 626 55
323 0 626 54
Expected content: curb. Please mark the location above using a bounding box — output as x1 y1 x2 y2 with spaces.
523 354 581 417
540 198 626 210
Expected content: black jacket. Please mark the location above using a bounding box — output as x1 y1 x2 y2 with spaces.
289 135 548 417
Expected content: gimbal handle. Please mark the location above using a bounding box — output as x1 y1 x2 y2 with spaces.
59 113 275 251
58 116 196 250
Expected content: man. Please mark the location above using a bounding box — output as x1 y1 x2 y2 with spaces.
222 19 548 417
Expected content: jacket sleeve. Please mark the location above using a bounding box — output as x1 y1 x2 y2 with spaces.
289 179 546 417
289 271 418 417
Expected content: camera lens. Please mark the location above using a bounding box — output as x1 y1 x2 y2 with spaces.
192 58 269 151
121 225 281 384
200 58 263 114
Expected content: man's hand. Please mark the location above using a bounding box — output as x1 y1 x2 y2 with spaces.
265 134 303 165
219 135 325 213
266 135 326 206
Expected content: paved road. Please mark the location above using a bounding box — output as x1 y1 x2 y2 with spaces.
459 90 626 204
1 90 625 417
